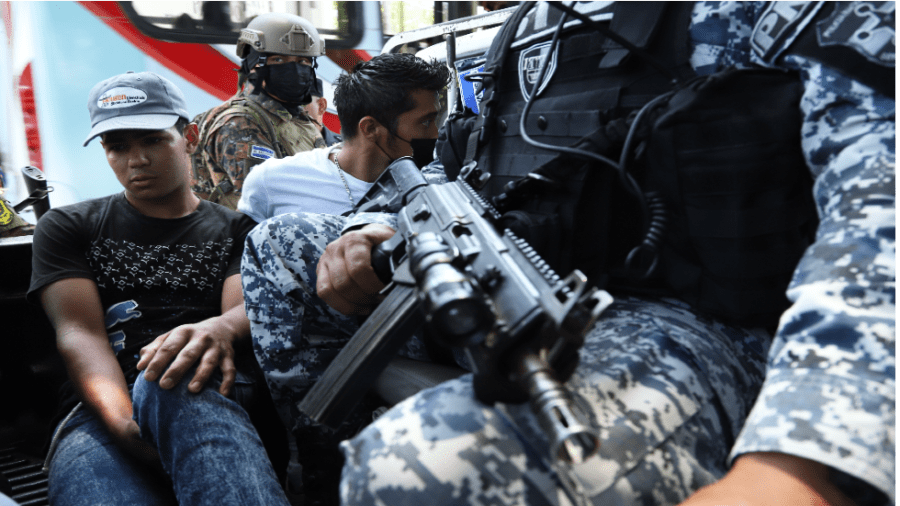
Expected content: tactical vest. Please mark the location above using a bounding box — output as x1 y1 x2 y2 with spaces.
191 93 322 207
442 1 818 328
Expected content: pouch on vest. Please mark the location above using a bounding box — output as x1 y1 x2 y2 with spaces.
635 67 818 328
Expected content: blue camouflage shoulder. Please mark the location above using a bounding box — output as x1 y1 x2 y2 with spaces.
723 1 895 501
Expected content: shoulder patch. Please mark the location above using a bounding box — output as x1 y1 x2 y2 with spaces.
751 2 823 63
519 41 560 101
250 145 276 160
816 2 895 66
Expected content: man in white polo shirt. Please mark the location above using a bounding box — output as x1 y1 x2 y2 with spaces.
237 53 450 224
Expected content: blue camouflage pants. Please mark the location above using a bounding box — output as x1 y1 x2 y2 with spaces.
242 212 772 506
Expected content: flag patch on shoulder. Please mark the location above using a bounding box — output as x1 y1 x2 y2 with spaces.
250 145 275 160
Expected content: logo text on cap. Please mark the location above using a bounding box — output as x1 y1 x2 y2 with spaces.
98 87 148 109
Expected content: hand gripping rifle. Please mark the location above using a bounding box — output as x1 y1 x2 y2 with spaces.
298 157 613 465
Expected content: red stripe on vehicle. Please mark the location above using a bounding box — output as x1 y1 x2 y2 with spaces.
323 112 340 134
353 49 373 62
18 63 43 170
326 48 372 72
77 2 236 100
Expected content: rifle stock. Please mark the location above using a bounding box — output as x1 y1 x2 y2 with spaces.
13 166 51 220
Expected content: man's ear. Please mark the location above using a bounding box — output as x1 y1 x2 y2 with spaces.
358 116 381 141
183 122 200 153
318 97 328 112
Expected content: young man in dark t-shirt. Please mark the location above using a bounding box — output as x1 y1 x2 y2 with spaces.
28 71 290 506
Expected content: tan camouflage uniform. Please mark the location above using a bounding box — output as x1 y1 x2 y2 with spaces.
191 89 325 210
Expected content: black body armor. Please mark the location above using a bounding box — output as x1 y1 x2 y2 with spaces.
440 1 818 328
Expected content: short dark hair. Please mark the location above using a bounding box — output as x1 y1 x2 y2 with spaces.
175 117 190 134
333 53 450 139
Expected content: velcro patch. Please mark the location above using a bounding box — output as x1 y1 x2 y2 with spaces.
519 41 559 102
817 2 895 66
751 2 821 63
250 145 275 160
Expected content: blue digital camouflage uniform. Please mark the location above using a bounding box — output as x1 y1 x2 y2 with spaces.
242 2 895 505
242 166 446 433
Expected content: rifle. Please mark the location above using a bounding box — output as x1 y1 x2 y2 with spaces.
298 157 613 465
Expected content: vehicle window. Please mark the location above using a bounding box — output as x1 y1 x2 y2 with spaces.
381 1 435 36
381 1 484 52
120 1 363 48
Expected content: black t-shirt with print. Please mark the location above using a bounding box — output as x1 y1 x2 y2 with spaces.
29 192 256 382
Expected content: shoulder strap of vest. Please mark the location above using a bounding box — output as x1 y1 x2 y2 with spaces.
193 100 231 148
598 1 667 68
461 2 536 176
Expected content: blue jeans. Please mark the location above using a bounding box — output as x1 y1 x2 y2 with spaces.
47 369 290 506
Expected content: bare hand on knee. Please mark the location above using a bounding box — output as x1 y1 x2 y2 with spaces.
136 317 238 396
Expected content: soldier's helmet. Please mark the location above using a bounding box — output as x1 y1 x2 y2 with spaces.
236 13 326 59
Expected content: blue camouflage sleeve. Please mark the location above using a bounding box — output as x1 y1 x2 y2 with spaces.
340 212 398 234
241 213 361 429
730 1 895 500
421 158 450 184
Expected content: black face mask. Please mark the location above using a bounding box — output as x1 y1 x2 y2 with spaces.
259 62 317 107
372 116 438 168
376 134 436 169
406 137 437 168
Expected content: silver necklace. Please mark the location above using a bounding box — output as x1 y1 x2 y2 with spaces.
333 151 355 207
